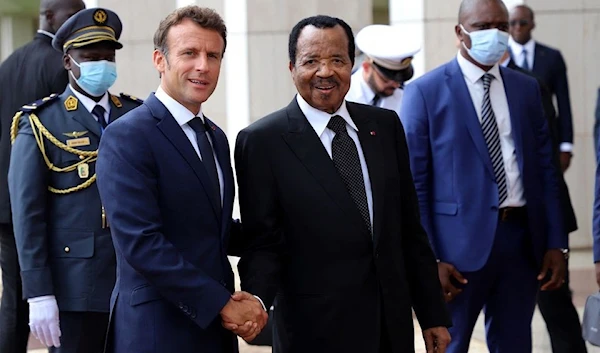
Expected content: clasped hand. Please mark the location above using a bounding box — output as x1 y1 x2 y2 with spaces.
220 291 268 342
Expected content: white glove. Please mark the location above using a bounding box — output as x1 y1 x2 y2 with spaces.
28 295 61 347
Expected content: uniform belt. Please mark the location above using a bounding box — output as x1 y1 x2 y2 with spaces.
498 206 527 223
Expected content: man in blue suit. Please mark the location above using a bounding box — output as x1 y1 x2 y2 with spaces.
593 138 600 289
509 4 574 173
400 0 566 352
96 6 267 353
594 88 600 159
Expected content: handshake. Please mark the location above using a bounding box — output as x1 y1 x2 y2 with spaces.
220 291 269 342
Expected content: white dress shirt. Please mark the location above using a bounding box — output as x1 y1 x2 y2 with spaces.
509 37 535 71
296 94 374 226
154 86 224 203
37 29 55 39
346 67 404 118
70 84 110 125
456 52 525 208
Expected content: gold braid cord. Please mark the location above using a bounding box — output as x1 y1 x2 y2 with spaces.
11 112 98 194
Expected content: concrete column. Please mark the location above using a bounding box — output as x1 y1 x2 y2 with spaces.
0 15 36 61
0 16 14 61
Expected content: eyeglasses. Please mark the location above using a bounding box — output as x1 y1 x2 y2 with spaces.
509 19 531 27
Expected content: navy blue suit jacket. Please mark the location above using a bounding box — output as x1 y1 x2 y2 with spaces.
593 88 600 159
400 58 565 272
529 43 573 146
96 93 238 353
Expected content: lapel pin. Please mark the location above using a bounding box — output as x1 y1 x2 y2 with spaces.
370 131 376 136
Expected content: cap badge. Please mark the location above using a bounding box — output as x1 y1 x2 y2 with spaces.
400 57 413 67
93 9 107 25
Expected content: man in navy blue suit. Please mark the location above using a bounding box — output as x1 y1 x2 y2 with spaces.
509 4 573 173
508 6 586 353
96 6 267 353
400 0 566 352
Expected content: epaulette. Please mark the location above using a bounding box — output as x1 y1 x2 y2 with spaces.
120 93 144 104
20 93 60 113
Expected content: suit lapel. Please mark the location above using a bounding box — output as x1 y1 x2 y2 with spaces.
64 87 102 138
347 103 384 246
281 99 367 233
532 43 544 74
446 59 495 179
501 68 525 173
108 93 121 123
205 117 234 236
148 94 221 219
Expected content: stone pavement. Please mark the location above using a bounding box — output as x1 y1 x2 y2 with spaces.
8 250 599 352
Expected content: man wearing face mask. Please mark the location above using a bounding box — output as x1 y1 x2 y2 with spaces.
0 1 85 352
345 24 419 119
7 8 141 353
400 0 566 352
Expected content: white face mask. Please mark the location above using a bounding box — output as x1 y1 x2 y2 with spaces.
460 24 509 66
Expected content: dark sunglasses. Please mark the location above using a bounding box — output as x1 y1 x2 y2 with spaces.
509 19 531 27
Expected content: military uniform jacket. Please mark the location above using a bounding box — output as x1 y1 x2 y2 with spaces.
8 86 142 312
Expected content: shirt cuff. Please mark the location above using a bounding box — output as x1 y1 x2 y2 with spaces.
253 295 267 312
560 143 573 153
27 295 55 303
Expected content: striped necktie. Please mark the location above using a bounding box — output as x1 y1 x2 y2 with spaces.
481 73 508 205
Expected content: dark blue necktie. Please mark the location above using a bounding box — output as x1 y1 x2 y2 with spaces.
188 117 221 208
521 49 530 71
92 105 107 133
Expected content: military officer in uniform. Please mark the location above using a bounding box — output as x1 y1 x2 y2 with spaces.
345 24 420 118
7 8 142 353
0 2 85 351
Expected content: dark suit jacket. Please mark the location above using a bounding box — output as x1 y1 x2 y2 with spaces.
529 42 573 146
8 87 140 311
594 88 600 160
0 32 69 224
507 60 577 234
96 93 238 353
233 98 450 353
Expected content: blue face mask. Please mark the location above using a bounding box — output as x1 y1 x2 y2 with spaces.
460 25 509 66
69 55 117 97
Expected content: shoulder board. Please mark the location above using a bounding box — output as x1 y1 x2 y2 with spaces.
119 93 143 104
20 93 60 113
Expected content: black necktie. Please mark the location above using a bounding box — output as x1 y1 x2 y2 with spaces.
370 94 381 107
188 117 221 208
92 105 107 132
327 115 372 234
